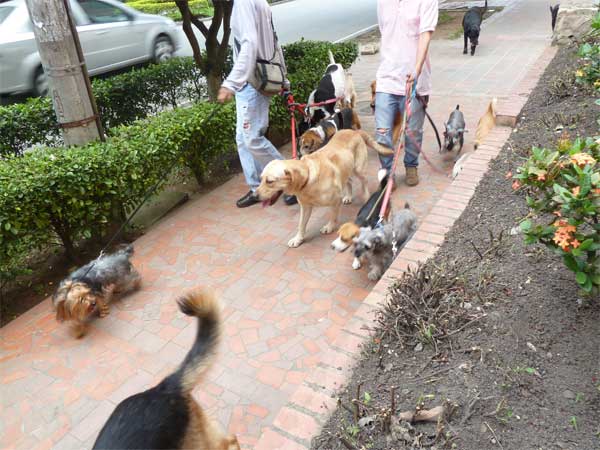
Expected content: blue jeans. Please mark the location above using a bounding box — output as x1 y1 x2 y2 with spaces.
375 92 427 171
235 84 283 190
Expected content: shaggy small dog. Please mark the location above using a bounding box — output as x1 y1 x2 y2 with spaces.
53 245 140 338
353 205 417 281
93 288 240 450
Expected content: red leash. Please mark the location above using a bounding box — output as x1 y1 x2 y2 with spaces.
282 91 340 159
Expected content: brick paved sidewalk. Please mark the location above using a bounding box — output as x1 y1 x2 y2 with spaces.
0 0 554 448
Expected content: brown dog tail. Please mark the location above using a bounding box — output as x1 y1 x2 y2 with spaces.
358 130 395 156
166 288 221 394
474 97 497 149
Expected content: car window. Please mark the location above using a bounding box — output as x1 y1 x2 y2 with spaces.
0 6 14 24
77 0 130 24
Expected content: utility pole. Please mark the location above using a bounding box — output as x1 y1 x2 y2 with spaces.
24 0 103 146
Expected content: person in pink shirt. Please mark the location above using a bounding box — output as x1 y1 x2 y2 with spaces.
375 0 438 186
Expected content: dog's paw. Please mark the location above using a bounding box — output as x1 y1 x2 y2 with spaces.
352 258 362 270
288 236 304 248
368 270 382 281
342 196 353 205
320 223 336 234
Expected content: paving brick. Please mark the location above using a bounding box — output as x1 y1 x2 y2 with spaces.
290 385 336 416
273 407 320 441
255 428 308 450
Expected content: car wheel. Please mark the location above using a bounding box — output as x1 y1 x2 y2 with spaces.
153 35 174 63
33 66 49 97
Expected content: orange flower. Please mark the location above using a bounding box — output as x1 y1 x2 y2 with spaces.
505 171 513 179
512 180 521 190
572 186 581 196
571 153 597 167
594 188 600 195
537 173 546 182
553 219 578 252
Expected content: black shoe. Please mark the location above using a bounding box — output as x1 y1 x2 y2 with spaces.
283 194 298 206
236 190 260 208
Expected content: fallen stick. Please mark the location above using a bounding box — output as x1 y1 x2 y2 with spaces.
399 405 445 423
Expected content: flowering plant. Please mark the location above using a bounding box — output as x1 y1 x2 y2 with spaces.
514 137 600 294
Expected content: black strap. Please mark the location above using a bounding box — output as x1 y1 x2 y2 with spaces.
417 96 442 152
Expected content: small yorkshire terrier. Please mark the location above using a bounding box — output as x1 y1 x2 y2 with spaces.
353 205 418 281
53 244 141 338
93 288 240 450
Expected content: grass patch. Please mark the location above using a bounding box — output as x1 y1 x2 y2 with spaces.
438 11 454 26
449 26 463 40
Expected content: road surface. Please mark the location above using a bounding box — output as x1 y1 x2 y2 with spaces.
175 0 378 57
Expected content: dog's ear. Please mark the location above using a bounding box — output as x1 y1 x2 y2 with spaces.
55 300 68 322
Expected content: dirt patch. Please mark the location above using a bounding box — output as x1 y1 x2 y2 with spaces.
354 8 502 45
313 45 600 450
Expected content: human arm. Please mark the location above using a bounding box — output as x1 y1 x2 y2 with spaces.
219 0 258 101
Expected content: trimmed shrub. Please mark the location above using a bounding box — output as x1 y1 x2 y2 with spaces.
125 0 212 20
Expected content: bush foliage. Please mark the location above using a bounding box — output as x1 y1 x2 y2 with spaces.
0 40 358 287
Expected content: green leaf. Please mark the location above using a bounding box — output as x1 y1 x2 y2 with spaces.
576 272 588 286
563 254 580 272
578 239 594 250
520 220 532 232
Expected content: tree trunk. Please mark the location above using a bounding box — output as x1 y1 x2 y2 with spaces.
24 0 103 146
175 0 233 102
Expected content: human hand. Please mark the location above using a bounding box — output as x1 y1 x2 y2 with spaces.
217 87 234 104
406 71 417 96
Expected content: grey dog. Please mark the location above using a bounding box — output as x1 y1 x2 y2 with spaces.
353 205 417 281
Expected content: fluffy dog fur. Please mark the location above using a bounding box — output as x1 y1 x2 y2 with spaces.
474 97 497 149
370 80 403 146
331 172 391 270
299 107 361 155
93 288 240 450
53 245 140 338
463 0 487 56
353 205 417 281
256 129 394 248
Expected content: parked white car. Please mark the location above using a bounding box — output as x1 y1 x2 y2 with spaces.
0 0 180 96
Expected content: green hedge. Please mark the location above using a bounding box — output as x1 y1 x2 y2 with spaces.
0 40 358 286
125 0 212 20
0 58 205 157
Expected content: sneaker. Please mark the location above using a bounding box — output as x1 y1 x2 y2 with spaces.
405 167 419 186
236 190 260 208
283 194 298 205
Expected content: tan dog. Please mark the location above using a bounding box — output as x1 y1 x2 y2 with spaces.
371 80 403 146
299 108 361 155
474 97 497 149
257 130 393 248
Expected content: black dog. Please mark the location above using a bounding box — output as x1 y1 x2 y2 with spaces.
550 4 559 31
93 289 240 450
463 0 487 56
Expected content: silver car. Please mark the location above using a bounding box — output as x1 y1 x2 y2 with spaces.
0 0 180 96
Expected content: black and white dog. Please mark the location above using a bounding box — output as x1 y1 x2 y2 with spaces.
463 0 487 56
443 105 466 154
305 50 346 126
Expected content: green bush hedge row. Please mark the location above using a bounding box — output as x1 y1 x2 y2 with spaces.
0 40 358 285
125 0 212 21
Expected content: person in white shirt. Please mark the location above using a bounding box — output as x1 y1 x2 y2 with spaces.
217 0 296 208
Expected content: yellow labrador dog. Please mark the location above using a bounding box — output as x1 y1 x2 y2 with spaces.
256 129 394 248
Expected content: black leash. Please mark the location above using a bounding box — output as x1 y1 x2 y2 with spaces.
417 96 443 152
69 103 224 283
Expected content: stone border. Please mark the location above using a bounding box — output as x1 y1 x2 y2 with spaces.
254 45 558 449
